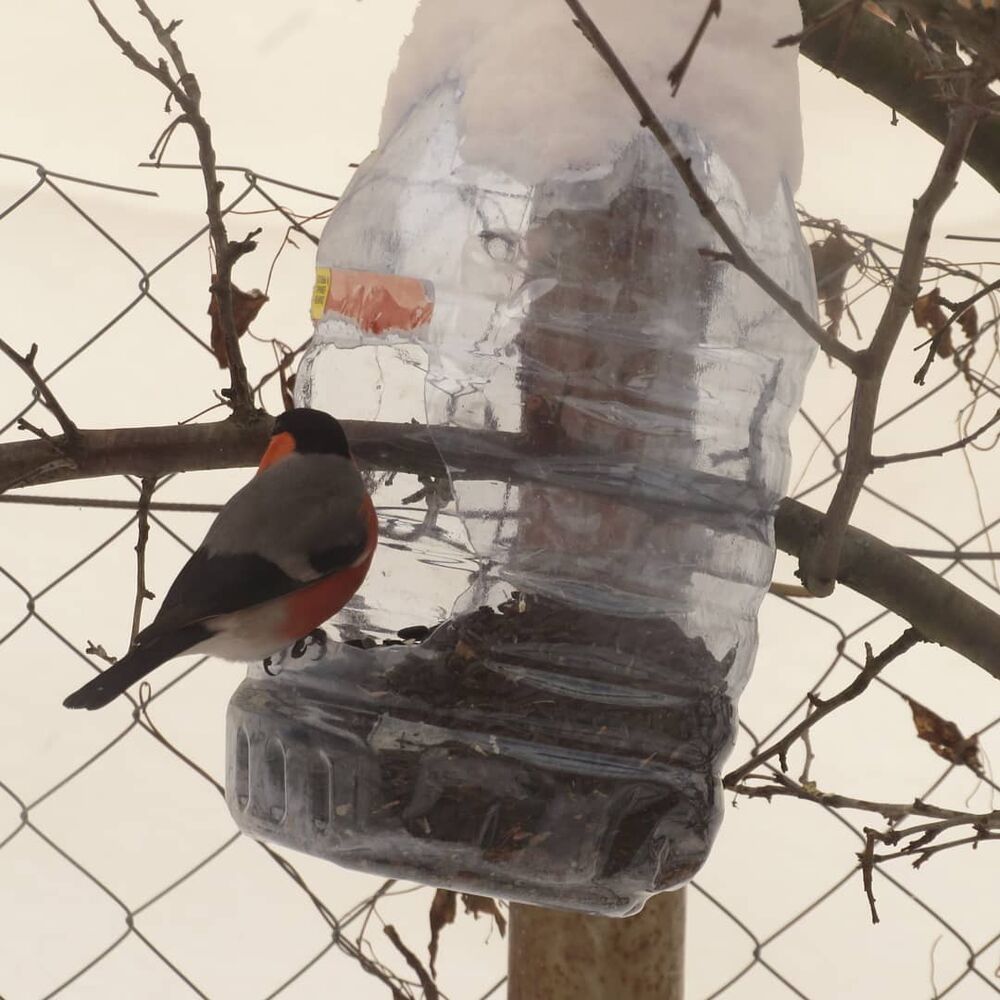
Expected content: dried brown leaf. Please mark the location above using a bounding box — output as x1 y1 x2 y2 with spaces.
208 277 269 368
428 888 456 978
913 288 954 358
810 233 856 337
958 303 980 342
907 698 984 776
460 893 507 938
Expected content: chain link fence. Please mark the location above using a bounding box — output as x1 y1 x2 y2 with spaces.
0 150 997 999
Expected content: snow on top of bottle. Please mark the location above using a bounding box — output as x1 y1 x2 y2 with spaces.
379 0 804 213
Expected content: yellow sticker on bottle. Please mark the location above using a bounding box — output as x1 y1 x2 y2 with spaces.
310 266 434 334
311 267 332 321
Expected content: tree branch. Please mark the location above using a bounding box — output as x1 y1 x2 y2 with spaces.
730 767 999 922
2 419 999 680
726 628 924 784
561 0 858 369
892 0 1000 69
800 0 1000 196
383 925 439 1000
729 771 994 823
129 477 157 646
86 0 259 421
0 338 79 441
871 407 1000 466
777 496 1000 681
799 102 982 595
667 0 721 96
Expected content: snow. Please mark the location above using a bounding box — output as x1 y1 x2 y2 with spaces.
380 0 804 212
381 0 802 208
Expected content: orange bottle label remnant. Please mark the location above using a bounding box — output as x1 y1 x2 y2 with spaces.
311 267 434 334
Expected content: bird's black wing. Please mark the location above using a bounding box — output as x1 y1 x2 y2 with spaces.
136 538 369 645
136 550 301 644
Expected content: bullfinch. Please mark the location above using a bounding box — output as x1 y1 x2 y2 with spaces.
63 408 377 710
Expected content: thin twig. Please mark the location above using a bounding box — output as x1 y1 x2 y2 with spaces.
874 831 999 868
726 628 923 785
561 0 858 369
667 0 720 96
776 0 857 48
129 477 158 646
384 925 439 1000
730 773 992 824
872 407 1000 467
860 829 880 923
0 338 79 440
86 0 259 421
768 581 815 599
872 811 1000 848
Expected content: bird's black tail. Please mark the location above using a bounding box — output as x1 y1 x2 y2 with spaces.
63 625 209 710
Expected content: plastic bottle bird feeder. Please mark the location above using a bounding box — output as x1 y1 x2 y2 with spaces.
225 1 816 916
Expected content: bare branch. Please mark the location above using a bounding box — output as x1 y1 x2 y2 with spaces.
561 0 859 369
860 829 880 923
873 830 999 868
730 768 999 921
384 925 439 1000
129 477 157 646
667 0 721 96
799 102 983 595
0 338 79 440
726 628 924 785
86 0 259 420
0 417 270 492
730 773 993 823
800 0 1000 196
891 0 1000 69
777 0 860 49
768 581 815 598
872 407 1000 467
777 497 1000 682
2 417 1000 678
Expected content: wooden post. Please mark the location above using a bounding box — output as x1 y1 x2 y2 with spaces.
501 157 700 999
508 890 686 1000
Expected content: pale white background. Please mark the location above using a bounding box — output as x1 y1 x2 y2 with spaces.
1 2 998 998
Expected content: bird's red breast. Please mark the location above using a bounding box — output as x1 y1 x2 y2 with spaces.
281 494 378 640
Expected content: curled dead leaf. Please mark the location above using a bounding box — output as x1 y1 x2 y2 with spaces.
810 233 857 338
208 277 269 368
428 888 456 978
912 288 954 358
907 698 984 776
426 890 505 979
958 304 980 343
460 893 507 938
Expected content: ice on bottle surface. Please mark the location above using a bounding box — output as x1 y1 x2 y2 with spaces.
227 0 816 915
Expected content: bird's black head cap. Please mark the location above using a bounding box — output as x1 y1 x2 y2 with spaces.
272 408 351 458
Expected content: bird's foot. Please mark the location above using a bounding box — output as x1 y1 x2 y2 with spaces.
290 628 328 661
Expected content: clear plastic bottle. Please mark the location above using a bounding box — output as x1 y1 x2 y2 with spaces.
227 79 815 915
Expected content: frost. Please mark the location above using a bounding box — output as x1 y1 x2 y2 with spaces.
380 0 804 212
